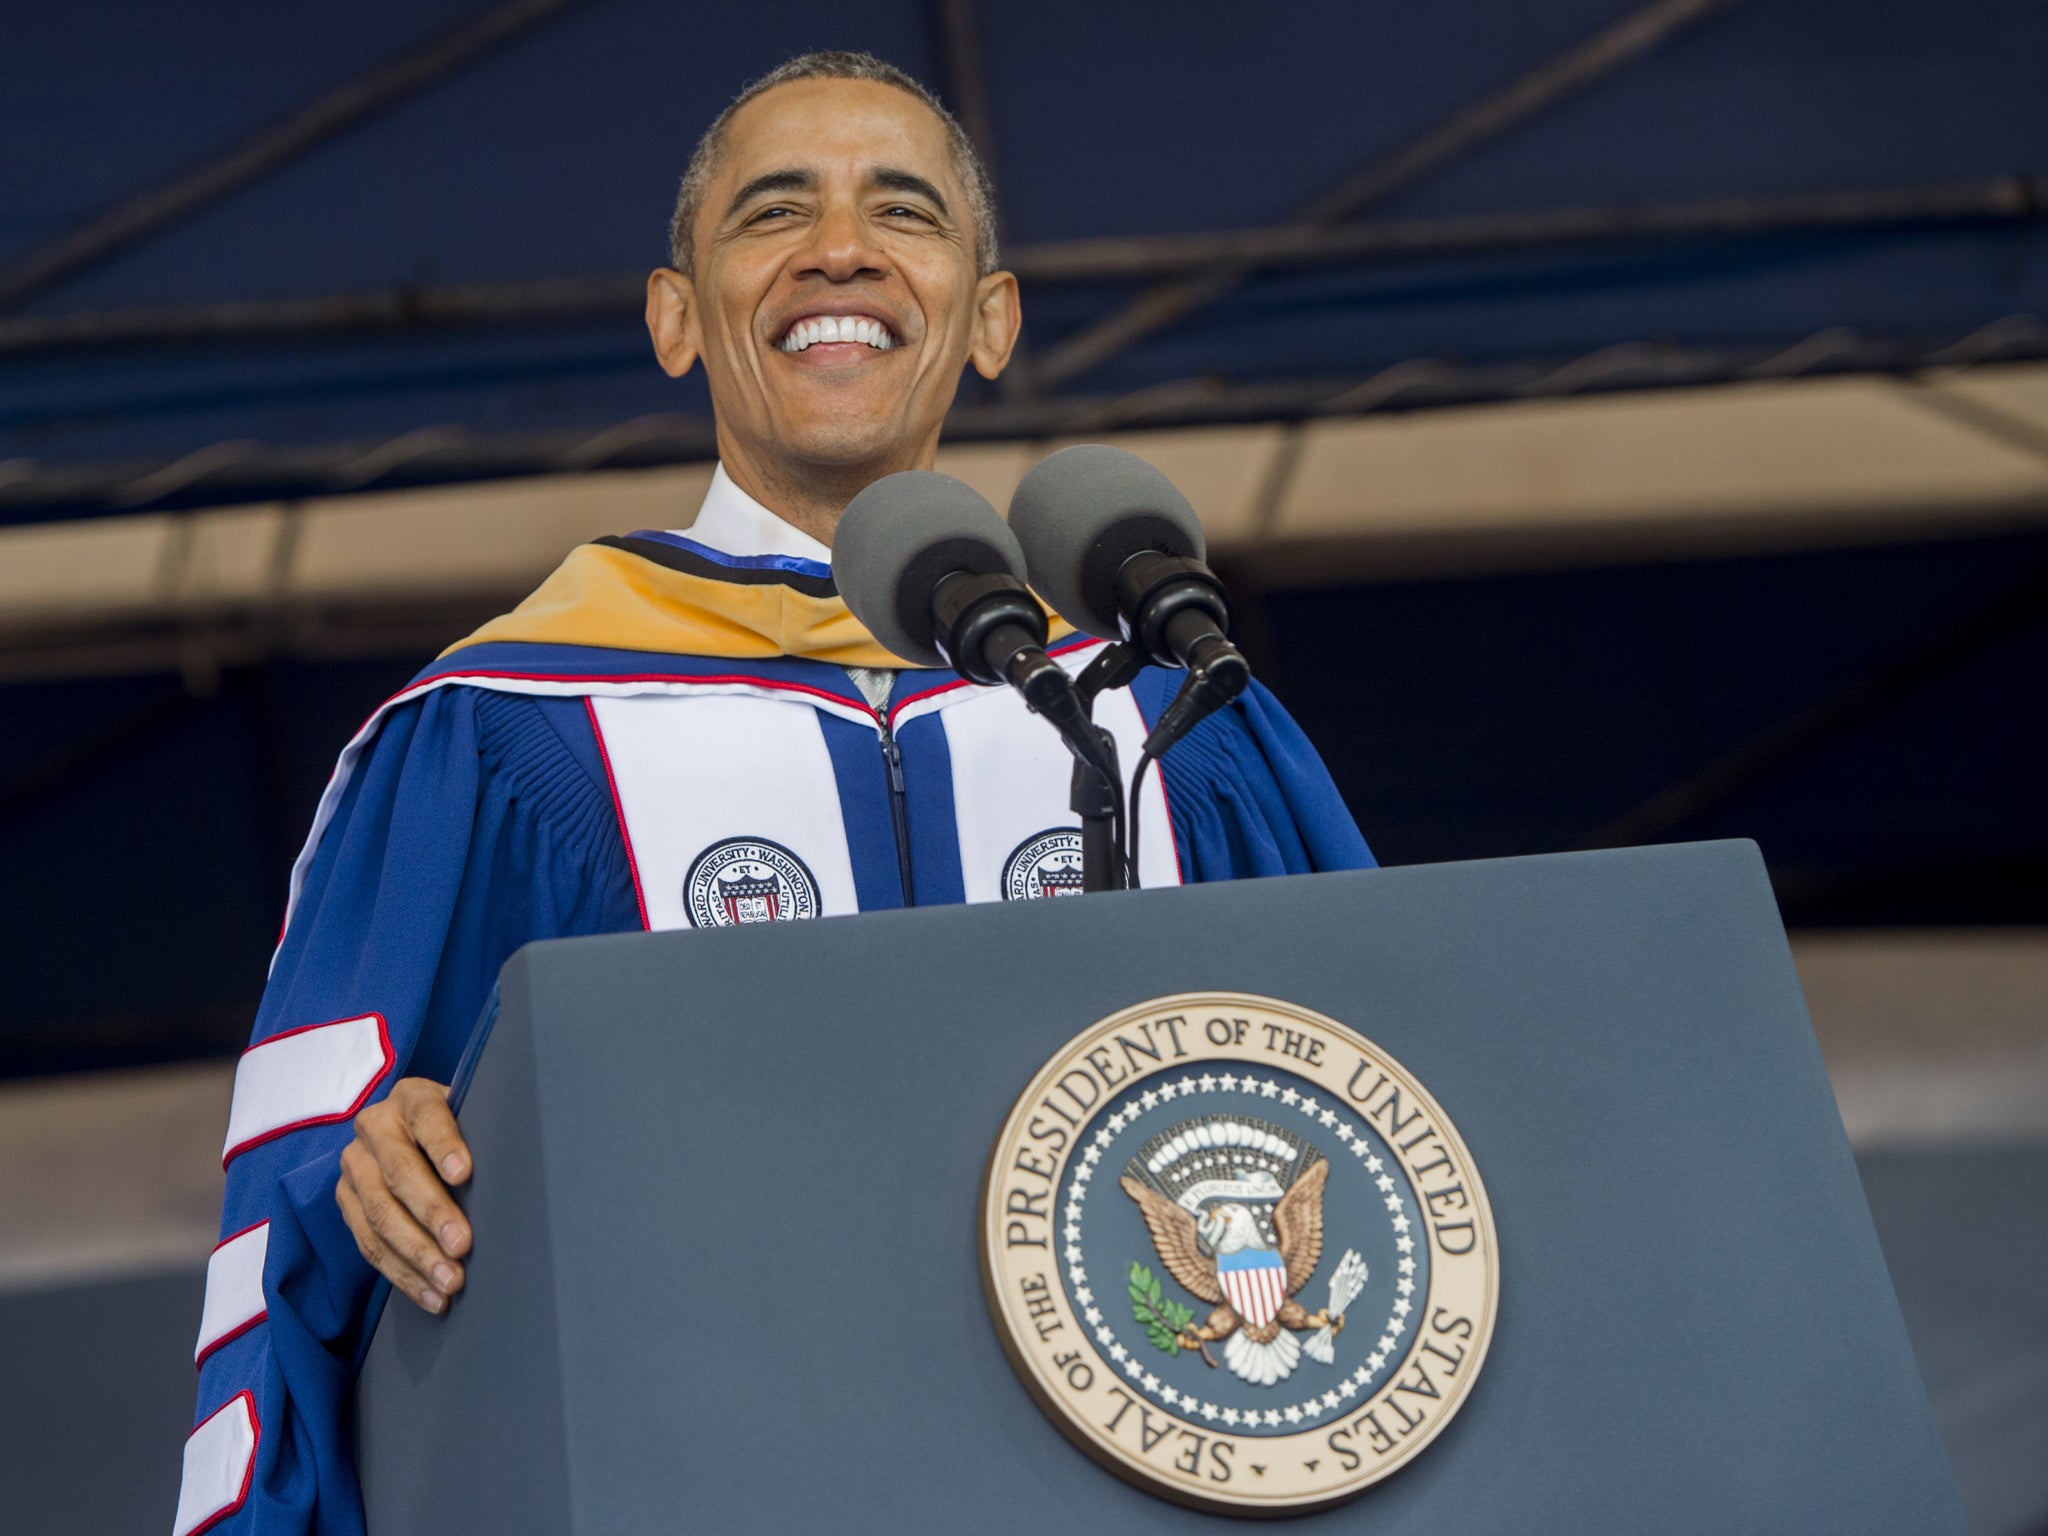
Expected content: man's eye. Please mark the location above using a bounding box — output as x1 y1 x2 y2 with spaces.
884 205 930 221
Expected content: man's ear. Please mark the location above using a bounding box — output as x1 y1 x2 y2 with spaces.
645 268 701 379
967 270 1023 381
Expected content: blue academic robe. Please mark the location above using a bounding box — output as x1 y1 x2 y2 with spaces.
178 631 1372 1536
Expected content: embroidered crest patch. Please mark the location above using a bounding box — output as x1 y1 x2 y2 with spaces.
981 993 1498 1514
683 837 820 928
1002 829 1087 901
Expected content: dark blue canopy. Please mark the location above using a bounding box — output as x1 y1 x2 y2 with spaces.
3 0 2043 512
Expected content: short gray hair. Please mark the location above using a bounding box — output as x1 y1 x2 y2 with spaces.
668 51 999 280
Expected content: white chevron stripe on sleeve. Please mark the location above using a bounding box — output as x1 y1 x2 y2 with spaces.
193 1222 269 1365
172 1391 259 1536
222 1013 393 1166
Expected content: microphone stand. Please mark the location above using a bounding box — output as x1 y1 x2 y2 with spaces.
1070 643 1147 893
931 572 1137 894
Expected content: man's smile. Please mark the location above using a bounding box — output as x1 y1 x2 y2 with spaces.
778 313 898 353
771 303 904 369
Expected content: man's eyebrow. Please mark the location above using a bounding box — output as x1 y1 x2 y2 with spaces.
725 169 816 216
870 168 950 217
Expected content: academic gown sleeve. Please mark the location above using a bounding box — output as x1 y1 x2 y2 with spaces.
1133 673 1376 881
181 689 638 1536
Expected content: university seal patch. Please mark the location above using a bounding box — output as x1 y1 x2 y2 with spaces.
980 993 1497 1514
1002 829 1087 901
683 837 819 928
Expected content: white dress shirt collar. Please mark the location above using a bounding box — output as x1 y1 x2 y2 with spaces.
673 463 833 565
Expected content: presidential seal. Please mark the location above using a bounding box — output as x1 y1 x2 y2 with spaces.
980 993 1497 1514
1002 829 1086 901
683 837 819 928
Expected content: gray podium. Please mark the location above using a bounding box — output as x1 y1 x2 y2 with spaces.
355 841 1963 1533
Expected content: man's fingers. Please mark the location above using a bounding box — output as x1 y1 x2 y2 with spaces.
351 1134 468 1293
398 1081 472 1187
335 1077 474 1316
366 1123 471 1266
394 1084 475 1258
336 1176 448 1315
359 1172 464 1300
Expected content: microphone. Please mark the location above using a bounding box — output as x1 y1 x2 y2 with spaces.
1008 446 1257 890
834 471 1116 786
1007 444 1251 733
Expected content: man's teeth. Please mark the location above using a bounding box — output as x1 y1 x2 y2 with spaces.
780 316 896 353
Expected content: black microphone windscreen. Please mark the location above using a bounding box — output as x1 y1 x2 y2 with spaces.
1007 445 1205 640
834 471 1028 667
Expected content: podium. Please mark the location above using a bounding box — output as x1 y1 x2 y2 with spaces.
354 841 1963 1532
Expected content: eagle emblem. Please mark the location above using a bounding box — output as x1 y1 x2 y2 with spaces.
1120 1113 1368 1387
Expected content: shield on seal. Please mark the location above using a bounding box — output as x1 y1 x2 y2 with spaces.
1216 1245 1288 1328
716 866 782 924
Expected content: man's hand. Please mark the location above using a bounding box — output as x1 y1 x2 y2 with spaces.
336 1077 473 1314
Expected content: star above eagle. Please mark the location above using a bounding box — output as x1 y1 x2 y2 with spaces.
1121 1158 1346 1387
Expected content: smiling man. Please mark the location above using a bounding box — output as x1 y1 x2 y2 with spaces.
176 52 1371 1536
645 57 1020 544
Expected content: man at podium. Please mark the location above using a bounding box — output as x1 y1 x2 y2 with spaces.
176 51 1372 1536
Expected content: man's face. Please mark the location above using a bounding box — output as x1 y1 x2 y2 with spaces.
647 78 1019 492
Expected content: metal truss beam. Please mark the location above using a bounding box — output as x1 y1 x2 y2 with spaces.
1028 0 1753 391
3 317 2043 523
1011 175 2047 283
925 0 1036 404
4 176 2034 358
927 0 1004 195
0 0 592 313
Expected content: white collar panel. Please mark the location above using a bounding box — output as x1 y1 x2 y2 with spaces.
673 463 834 565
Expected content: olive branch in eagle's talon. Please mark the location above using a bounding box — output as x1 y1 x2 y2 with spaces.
1128 1261 1215 1362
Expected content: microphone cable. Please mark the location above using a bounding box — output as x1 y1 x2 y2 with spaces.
1126 746 1157 890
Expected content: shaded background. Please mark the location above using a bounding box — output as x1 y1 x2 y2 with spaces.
0 0 2042 1531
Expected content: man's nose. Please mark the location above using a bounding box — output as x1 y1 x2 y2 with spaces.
795 201 888 283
